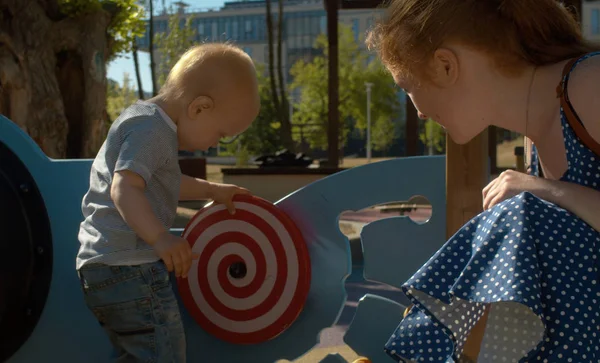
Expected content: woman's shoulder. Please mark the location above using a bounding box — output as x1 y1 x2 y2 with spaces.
565 52 600 144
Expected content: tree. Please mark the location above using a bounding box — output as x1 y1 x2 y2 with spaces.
132 43 144 99
0 0 145 158
419 118 446 155
154 10 196 88
148 0 158 96
265 0 294 151
226 63 280 157
107 73 137 121
130 0 149 99
290 24 401 152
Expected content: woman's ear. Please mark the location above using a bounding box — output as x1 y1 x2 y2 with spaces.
431 48 459 87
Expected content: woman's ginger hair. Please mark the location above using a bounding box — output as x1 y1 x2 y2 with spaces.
366 0 600 80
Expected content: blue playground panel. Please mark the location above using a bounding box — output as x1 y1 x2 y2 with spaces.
0 115 446 363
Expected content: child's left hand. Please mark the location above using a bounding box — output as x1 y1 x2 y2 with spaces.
482 170 546 210
210 183 251 214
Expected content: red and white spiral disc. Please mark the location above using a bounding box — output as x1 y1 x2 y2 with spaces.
177 194 311 344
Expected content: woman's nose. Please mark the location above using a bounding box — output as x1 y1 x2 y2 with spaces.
418 112 428 120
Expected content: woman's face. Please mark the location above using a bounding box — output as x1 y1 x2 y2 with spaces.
391 46 493 145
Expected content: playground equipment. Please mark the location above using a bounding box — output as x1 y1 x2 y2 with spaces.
0 114 446 363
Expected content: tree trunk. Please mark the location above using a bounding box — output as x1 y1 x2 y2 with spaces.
265 0 281 116
0 0 111 159
276 0 294 152
149 0 158 96
132 44 144 99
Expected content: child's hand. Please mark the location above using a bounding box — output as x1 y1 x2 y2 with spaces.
210 183 251 214
153 231 197 278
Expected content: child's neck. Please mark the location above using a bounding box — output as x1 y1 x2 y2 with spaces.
147 94 180 126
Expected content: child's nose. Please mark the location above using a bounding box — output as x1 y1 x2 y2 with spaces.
418 112 428 120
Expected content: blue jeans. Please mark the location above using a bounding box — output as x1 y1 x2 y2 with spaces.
78 261 186 363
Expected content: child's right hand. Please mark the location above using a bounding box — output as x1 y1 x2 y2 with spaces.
153 232 197 278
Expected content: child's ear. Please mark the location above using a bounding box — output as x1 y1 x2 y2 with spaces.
188 95 214 120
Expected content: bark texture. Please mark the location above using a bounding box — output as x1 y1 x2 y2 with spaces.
0 0 111 158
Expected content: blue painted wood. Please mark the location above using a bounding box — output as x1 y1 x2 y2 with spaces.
271 156 446 362
1 114 446 363
343 294 405 363
1 116 110 363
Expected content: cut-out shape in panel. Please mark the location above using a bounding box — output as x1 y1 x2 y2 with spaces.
338 195 433 268
358 197 445 291
344 294 405 363
319 353 351 363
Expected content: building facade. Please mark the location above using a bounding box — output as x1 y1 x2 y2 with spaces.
137 0 383 80
583 0 600 41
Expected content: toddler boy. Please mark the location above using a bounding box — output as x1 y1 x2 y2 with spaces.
76 43 260 362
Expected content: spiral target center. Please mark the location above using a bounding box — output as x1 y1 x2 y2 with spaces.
228 261 247 279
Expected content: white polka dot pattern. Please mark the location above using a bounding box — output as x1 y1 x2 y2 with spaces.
384 52 600 363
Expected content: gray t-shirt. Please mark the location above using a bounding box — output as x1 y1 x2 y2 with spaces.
76 101 181 269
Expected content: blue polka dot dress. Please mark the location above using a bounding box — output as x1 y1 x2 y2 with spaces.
385 52 600 362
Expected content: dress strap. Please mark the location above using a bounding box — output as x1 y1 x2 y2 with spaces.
556 52 600 156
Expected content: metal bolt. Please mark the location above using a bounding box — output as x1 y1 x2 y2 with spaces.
20 183 29 193
26 308 32 316
37 246 44 254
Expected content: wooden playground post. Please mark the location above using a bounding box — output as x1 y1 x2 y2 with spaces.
325 0 340 168
405 98 419 156
445 132 488 238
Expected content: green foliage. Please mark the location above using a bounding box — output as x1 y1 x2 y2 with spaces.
290 24 401 152
106 73 137 121
58 0 146 59
155 11 197 88
419 118 446 154
225 63 281 157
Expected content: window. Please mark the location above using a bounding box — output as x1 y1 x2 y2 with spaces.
242 46 253 57
257 15 266 41
197 22 204 36
225 19 232 38
232 19 239 39
367 17 374 30
352 18 360 42
311 16 319 35
592 9 600 35
320 16 326 34
245 19 252 34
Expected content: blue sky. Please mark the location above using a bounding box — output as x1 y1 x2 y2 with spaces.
107 0 227 93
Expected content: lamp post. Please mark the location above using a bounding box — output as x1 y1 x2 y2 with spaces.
365 82 374 163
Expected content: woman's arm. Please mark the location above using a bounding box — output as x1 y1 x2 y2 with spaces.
534 177 600 232
483 170 600 231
